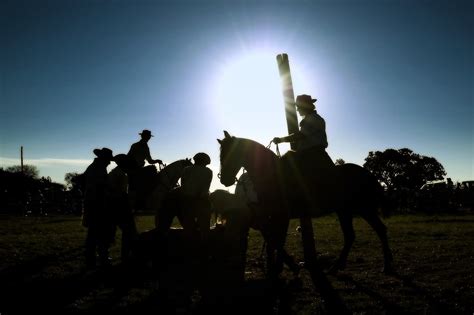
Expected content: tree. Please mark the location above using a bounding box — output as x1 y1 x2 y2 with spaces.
64 172 84 191
363 148 446 191
335 158 345 166
6 164 39 179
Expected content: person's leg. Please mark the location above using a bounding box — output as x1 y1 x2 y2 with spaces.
85 227 97 267
97 216 115 267
84 205 100 268
120 214 137 262
196 199 211 244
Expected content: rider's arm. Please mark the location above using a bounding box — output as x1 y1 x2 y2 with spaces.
273 131 305 144
144 146 163 165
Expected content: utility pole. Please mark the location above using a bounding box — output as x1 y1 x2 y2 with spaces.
21 146 24 174
276 53 298 150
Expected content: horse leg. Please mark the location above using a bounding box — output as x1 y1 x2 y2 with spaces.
265 240 278 279
299 214 318 263
298 211 349 313
261 225 287 281
260 227 280 280
281 249 300 278
329 212 355 274
362 212 394 274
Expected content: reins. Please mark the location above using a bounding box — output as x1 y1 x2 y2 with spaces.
267 140 281 158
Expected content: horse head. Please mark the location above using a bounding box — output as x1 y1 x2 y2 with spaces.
217 131 245 187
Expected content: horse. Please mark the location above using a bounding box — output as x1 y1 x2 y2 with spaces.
217 131 394 277
129 158 192 227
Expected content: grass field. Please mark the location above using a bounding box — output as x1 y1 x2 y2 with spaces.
0 213 473 314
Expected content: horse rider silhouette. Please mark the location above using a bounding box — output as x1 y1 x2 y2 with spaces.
127 129 164 210
273 94 335 195
128 129 164 168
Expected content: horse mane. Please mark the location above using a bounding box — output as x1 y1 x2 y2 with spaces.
161 159 186 171
219 136 277 165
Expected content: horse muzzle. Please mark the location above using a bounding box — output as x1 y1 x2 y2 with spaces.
218 172 237 187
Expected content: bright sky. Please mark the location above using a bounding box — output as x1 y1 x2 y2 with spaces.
1 0 473 192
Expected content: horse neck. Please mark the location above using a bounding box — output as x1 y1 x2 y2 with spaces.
240 139 278 190
160 160 184 186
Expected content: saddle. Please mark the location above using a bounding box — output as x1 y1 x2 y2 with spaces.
281 148 336 208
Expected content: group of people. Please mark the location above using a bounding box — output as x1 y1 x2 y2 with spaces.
81 92 334 268
82 129 213 268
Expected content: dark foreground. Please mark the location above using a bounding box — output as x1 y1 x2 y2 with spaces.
0 213 473 314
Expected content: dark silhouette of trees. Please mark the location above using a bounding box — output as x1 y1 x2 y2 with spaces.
6 165 39 179
0 166 69 215
64 172 85 214
363 148 446 191
64 172 84 191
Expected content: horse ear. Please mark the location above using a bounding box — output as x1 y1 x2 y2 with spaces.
224 130 231 138
217 139 222 144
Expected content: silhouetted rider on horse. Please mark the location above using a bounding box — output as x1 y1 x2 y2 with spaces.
128 129 164 168
127 129 164 211
273 94 335 201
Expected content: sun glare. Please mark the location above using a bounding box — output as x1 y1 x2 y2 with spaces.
213 52 286 146
211 50 313 148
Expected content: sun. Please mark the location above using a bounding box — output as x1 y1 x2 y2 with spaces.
211 50 313 148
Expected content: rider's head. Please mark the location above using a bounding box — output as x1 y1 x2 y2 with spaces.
193 152 211 166
139 129 153 142
93 148 114 165
295 94 316 116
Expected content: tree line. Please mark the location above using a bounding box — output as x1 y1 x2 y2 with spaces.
362 148 473 213
1 148 472 215
0 165 82 215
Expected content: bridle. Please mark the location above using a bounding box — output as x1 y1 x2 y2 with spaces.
217 171 239 186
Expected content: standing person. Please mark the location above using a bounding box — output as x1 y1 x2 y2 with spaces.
180 153 213 246
107 154 138 263
273 94 334 180
83 148 115 268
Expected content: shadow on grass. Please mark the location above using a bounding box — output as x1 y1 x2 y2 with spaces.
0 252 112 314
334 270 468 314
0 247 296 314
390 271 468 314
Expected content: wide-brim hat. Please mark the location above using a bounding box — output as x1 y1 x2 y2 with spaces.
93 148 114 161
295 94 317 110
139 129 153 137
193 152 211 165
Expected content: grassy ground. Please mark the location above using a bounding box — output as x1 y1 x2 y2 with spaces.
0 213 473 314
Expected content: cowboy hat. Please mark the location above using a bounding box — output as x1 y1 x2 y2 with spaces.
193 152 211 165
295 94 317 110
139 129 153 137
93 148 114 161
